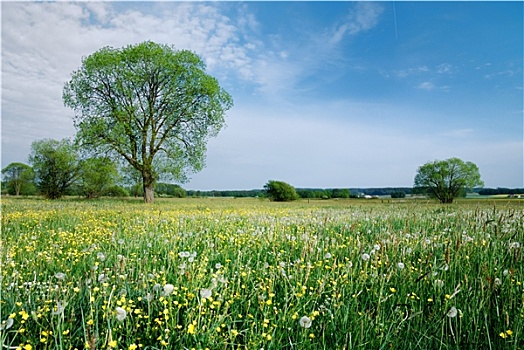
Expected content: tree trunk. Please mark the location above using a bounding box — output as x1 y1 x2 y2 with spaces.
143 171 155 203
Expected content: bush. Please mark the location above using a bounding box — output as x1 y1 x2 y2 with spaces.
103 185 129 197
390 191 406 198
264 180 300 202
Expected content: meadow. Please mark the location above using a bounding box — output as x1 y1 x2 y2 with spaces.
1 197 522 350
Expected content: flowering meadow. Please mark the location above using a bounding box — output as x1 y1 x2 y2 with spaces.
1 197 522 349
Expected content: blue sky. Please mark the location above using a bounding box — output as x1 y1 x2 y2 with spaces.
2 1 523 190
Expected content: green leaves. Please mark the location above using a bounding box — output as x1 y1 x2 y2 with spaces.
264 180 300 201
414 157 484 203
29 138 80 199
63 42 233 202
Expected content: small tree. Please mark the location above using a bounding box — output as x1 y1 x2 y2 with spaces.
79 157 119 199
29 139 80 199
1 162 36 196
414 157 484 204
264 180 300 202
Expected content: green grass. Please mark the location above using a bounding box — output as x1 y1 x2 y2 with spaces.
1 197 523 349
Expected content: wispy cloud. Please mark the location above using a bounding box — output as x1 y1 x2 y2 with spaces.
417 81 450 91
330 2 384 45
417 81 435 90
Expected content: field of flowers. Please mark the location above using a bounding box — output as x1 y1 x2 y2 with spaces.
1 197 522 350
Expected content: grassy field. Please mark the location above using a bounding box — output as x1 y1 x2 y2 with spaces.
1 197 523 349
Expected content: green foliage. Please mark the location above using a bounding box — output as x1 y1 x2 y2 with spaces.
390 191 406 198
330 188 351 198
1 162 36 196
414 157 484 204
155 183 187 198
103 185 129 197
63 41 233 203
79 157 120 199
264 180 300 201
28 139 80 199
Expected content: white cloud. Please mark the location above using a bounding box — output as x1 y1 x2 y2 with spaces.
1 2 255 167
331 2 384 45
417 81 435 90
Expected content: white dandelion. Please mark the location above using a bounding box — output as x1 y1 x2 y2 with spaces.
447 306 458 318
361 253 370 261
299 316 312 328
97 252 106 261
163 284 174 296
54 272 66 280
115 307 127 321
434 279 445 288
200 288 212 299
98 274 107 283
397 262 405 269
51 301 67 315
0 318 14 331
178 251 190 258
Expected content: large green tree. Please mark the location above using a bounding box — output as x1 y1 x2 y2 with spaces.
63 41 233 203
29 139 80 199
414 157 484 204
1 162 35 196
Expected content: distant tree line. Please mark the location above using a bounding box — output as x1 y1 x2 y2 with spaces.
1 138 189 199
4 144 517 202
477 188 524 195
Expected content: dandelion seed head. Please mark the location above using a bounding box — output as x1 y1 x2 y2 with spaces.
115 307 127 321
54 272 66 280
299 316 312 328
447 306 458 318
434 279 444 288
397 262 405 269
163 284 174 296
0 318 14 330
178 251 191 258
52 301 67 315
361 253 370 261
200 288 212 299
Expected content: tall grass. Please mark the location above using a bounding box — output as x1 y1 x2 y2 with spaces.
1 197 522 349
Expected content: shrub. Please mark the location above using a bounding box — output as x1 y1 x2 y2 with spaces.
264 180 300 202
